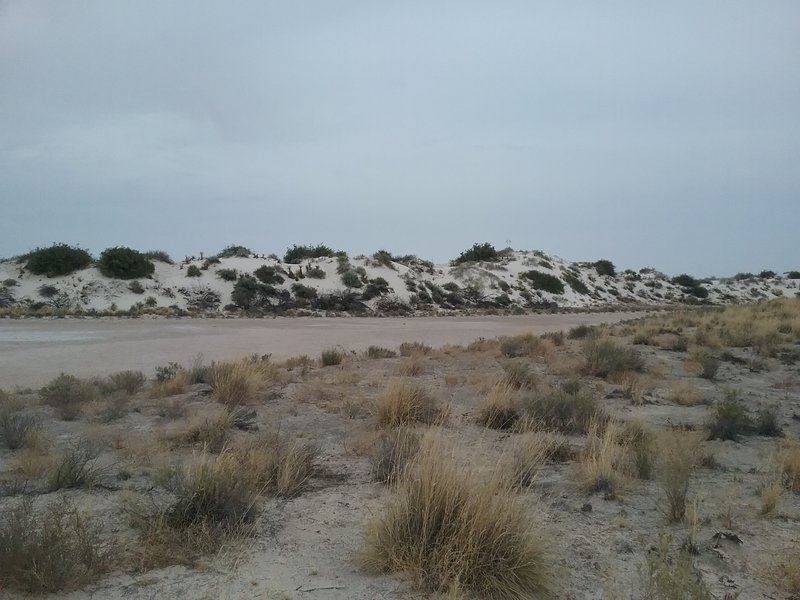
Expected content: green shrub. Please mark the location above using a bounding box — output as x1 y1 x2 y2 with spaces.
672 274 698 288
98 247 155 279
0 496 111 593
232 276 276 309
216 268 238 281
291 283 317 300
367 346 397 359
128 280 145 294
37 284 59 298
217 245 251 258
787 271 800 279
284 244 335 263
3 278 19 287
583 337 644 378
759 270 776 279
185 265 201 277
253 265 284 284
707 391 752 441
305 266 326 279
49 440 103 490
521 270 565 294
107 370 146 394
371 250 396 269
0 410 40 450
564 272 589 294
452 242 498 264
341 270 363 288
594 260 616 277
144 250 173 264
24 243 92 277
39 374 97 420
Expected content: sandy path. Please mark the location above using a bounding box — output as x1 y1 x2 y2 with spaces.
0 312 642 388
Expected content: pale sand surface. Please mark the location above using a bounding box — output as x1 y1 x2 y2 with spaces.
0 312 642 387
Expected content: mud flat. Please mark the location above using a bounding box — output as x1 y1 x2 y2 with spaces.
0 312 642 387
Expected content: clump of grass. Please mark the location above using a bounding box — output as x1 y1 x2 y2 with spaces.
642 534 712 600
520 387 605 434
755 404 782 436
320 347 345 366
776 440 800 492
398 341 432 356
39 373 98 420
209 359 266 407
658 432 699 522
0 410 41 450
505 432 569 488
707 390 752 441
499 333 548 358
183 410 234 452
618 420 656 480
398 354 425 376
699 354 720 380
502 358 538 389
375 381 442 428
775 548 800 594
667 381 706 406
0 496 112 593
583 337 644 378
367 346 397 359
151 369 190 398
760 475 783 516
234 431 318 497
477 381 519 430
48 440 103 490
578 419 628 498
360 440 553 598
568 324 594 339
371 427 421 484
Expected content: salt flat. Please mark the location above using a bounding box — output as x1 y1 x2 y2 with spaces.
0 312 641 387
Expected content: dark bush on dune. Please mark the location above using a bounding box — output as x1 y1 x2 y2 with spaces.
24 244 92 277
98 247 155 279
452 242 498 265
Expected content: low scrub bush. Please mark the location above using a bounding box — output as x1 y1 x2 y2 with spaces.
232 276 278 310
0 496 111 593
320 347 345 366
564 272 589 294
477 381 519 430
217 245 251 258
594 260 616 277
24 243 93 277
367 346 397 359
0 410 40 450
216 268 237 281
499 333 547 357
107 370 146 394
98 247 155 279
360 440 553 598
234 431 318 497
397 354 424 376
521 270 565 294
699 354 720 380
253 265 284 284
39 373 98 420
284 243 337 263
707 391 752 441
185 265 202 277
568 324 594 339
398 341 431 356
583 337 644 378
376 381 441 428
305 265 326 279
521 387 604 434
502 358 538 389
48 440 103 490
667 382 706 406
340 269 363 288
183 410 234 452
143 250 173 264
370 427 421 484
452 242 499 264
128 280 145 294
755 405 782 436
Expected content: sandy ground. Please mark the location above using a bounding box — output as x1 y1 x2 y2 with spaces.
0 312 642 388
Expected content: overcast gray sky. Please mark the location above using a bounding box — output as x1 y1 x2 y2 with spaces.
1 1 798 276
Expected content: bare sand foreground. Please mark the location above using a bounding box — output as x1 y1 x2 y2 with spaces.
0 312 642 388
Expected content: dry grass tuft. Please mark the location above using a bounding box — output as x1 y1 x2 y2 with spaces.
210 359 267 407
366 345 397 359
774 548 800 594
48 440 105 491
0 409 41 450
360 438 554 598
577 419 629 498
499 333 550 358
320 347 346 366
151 369 190 398
477 381 519 430
375 380 442 428
505 431 570 488
520 386 606 434
398 341 432 356
776 440 800 492
0 496 112 593
502 358 538 389
583 336 644 378
658 432 700 522
234 431 318 497
397 353 425 377
370 427 421 484
39 373 98 420
667 381 706 406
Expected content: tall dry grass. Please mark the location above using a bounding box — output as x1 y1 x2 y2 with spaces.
375 380 442 428
360 437 554 598
209 359 269 407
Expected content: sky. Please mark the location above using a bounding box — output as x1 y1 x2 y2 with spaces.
1 1 798 277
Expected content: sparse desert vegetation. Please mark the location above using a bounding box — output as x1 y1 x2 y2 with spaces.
0 299 799 598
